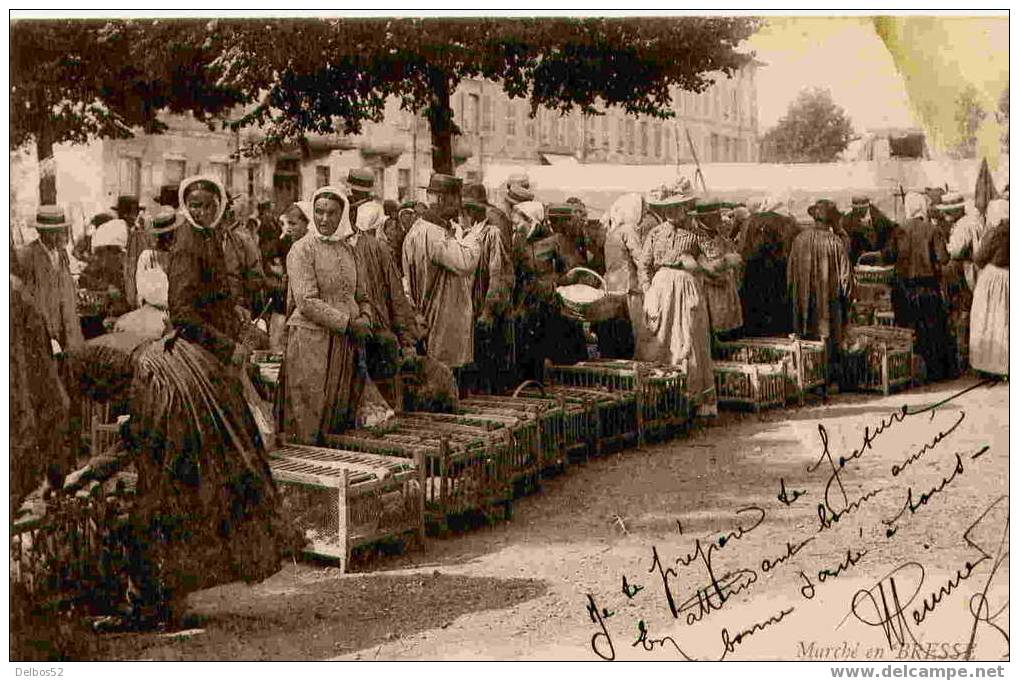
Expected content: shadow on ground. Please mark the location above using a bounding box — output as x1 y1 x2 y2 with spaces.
92 572 547 661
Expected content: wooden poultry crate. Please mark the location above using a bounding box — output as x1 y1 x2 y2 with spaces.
325 421 512 528
547 359 691 442
713 361 788 412
459 395 567 474
515 381 635 457
714 336 827 404
268 445 424 571
843 325 915 395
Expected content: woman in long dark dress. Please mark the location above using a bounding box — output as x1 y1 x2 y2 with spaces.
739 196 799 336
63 332 303 630
882 192 955 382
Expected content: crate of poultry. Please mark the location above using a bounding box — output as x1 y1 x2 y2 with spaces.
550 359 691 442
842 325 915 395
507 384 598 461
268 445 424 570
394 412 537 490
325 424 511 527
713 361 788 412
714 336 827 404
11 470 137 610
459 395 571 472
514 381 635 457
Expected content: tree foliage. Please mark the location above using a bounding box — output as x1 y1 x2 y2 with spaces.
759 87 854 164
10 19 244 202
949 84 987 159
198 16 762 172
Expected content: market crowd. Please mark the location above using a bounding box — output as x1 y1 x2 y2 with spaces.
10 164 1009 640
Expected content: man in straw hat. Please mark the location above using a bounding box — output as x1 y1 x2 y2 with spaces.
14 205 85 354
402 173 481 370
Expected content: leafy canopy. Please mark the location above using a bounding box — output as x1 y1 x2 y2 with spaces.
759 87 854 163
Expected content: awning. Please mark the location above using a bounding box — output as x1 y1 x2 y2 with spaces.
540 153 579 166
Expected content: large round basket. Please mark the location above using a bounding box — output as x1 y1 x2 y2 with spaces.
555 267 627 323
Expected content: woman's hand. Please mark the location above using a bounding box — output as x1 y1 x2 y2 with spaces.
348 314 372 341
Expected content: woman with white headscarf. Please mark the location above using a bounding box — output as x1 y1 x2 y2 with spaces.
280 186 372 444
604 193 650 358
969 199 1009 376
168 175 248 367
882 191 954 381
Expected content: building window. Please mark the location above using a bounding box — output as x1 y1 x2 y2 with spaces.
210 161 231 192
164 158 186 185
398 168 411 201
601 116 610 150
626 119 635 155
482 95 493 133
664 127 672 160
506 100 517 137
465 93 479 133
247 167 256 198
118 157 141 198
616 119 625 153
653 123 662 159
557 117 567 147
524 108 536 141
639 122 649 157
315 165 330 188
711 134 720 163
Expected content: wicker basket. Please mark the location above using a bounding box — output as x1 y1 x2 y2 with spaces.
268 445 424 570
854 265 895 286
713 361 788 411
556 267 627 323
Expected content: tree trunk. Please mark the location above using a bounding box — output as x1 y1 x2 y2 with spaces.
37 126 57 205
426 71 454 176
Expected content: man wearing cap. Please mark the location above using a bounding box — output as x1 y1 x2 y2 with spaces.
14 206 85 355
401 173 481 370
840 195 896 265
461 183 514 391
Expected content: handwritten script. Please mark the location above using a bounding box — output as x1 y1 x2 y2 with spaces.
583 378 1006 661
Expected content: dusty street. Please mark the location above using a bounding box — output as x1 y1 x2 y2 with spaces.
95 377 1009 662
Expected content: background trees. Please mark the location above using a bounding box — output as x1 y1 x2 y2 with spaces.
10 19 243 203
207 17 761 174
759 87 854 163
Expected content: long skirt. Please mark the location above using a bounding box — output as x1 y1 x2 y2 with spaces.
704 271 743 333
640 268 717 415
124 337 302 619
890 278 955 382
970 264 1009 376
281 326 364 445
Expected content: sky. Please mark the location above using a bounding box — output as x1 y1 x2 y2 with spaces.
746 15 1008 156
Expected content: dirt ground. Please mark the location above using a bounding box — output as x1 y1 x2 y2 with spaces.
89 377 1009 662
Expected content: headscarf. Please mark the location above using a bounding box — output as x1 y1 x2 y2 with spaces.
904 192 928 220
179 175 227 232
607 193 645 234
355 200 386 233
512 200 546 240
309 186 354 242
985 198 1009 229
91 218 128 250
282 201 314 237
